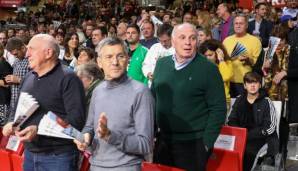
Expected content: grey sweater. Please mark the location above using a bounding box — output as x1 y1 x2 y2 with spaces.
82 74 154 168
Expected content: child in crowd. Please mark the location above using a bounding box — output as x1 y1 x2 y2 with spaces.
228 72 279 171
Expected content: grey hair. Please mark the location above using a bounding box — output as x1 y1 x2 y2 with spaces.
32 34 60 58
75 62 103 81
171 23 198 39
95 37 128 58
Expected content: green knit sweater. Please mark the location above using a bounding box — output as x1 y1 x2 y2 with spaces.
152 54 227 148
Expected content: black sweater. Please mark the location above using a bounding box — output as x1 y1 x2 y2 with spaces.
13 63 86 153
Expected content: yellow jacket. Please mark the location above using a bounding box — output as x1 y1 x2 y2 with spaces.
218 61 233 104
223 34 262 83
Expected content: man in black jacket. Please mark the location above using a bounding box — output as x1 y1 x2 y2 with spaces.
228 72 278 171
248 2 273 48
288 27 298 123
2 34 86 171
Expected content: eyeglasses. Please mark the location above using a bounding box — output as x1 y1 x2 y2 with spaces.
102 54 127 63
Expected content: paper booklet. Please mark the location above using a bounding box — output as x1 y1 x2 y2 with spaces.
38 111 84 143
6 135 21 152
13 92 40 128
214 134 236 151
230 42 247 59
266 36 281 61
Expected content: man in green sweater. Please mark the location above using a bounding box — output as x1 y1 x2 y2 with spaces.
126 24 148 84
152 23 227 171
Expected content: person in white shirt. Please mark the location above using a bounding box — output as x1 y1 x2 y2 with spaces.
142 24 175 84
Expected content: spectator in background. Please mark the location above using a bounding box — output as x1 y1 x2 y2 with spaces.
74 37 154 171
196 11 211 29
263 25 289 101
210 17 221 40
152 23 226 171
107 24 117 37
163 12 172 24
7 28 15 38
140 20 159 49
91 27 108 50
199 39 233 108
1 31 16 66
142 24 175 85
228 72 278 171
217 3 234 41
5 37 30 118
55 32 65 60
286 18 298 123
248 3 273 48
283 0 298 17
75 62 103 115
182 12 193 23
126 24 148 84
84 23 94 48
62 32 79 66
197 27 212 47
0 43 13 126
223 15 262 97
117 20 128 41
77 47 96 66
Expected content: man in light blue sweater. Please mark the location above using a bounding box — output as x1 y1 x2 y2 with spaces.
74 37 154 171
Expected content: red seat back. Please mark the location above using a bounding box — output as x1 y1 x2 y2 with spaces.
11 153 24 171
207 126 247 171
142 162 186 171
79 152 91 171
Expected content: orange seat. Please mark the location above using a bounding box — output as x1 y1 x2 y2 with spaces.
207 126 247 171
142 162 186 171
11 153 24 171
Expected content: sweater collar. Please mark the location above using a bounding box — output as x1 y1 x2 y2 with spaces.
105 73 129 89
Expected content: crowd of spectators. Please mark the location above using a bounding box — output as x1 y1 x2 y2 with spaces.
0 0 298 171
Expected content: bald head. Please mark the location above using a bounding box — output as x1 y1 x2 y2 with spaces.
172 23 197 39
26 34 61 75
171 23 198 60
30 34 60 58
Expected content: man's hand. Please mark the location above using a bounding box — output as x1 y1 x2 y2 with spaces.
2 122 15 136
15 125 37 142
0 80 9 87
239 55 252 65
74 133 91 151
96 112 110 141
5 75 20 84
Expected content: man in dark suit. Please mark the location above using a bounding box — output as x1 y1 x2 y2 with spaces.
248 2 273 48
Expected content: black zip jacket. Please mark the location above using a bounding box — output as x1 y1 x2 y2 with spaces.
228 90 277 140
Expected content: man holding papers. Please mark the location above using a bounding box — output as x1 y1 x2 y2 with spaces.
2 34 86 171
223 15 262 97
74 37 154 171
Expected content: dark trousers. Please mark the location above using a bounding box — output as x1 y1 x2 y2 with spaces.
244 133 279 171
154 138 212 171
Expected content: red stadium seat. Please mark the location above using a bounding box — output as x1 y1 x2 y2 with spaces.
207 126 247 171
142 162 186 171
79 152 91 171
11 153 24 171
0 135 24 171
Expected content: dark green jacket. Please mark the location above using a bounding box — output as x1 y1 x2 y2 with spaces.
151 54 227 148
